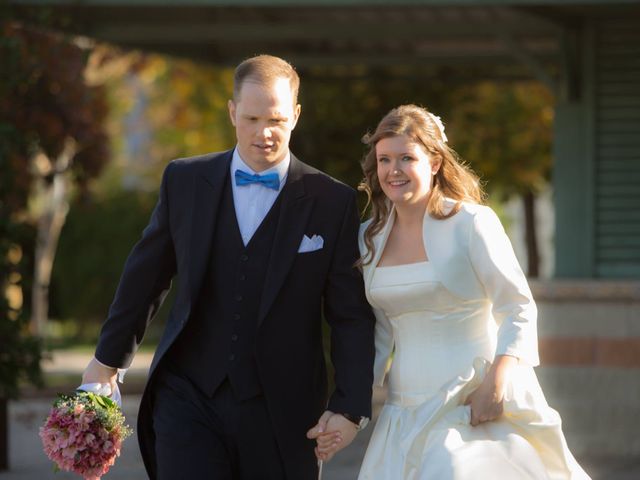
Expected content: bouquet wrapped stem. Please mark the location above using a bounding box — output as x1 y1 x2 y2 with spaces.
40 387 132 479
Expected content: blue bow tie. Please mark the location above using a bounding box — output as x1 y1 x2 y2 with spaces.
234 169 280 191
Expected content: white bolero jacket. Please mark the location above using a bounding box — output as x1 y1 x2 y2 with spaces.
359 199 540 387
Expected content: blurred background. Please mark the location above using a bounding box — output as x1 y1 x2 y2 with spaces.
1 0 639 478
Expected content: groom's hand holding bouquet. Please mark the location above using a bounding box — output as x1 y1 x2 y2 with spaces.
40 358 132 479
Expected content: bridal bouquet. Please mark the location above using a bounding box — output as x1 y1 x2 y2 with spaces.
39 387 132 479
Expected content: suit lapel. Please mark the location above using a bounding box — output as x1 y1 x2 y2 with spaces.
257 155 315 326
188 151 232 309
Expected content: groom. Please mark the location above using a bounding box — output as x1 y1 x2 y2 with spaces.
82 54 375 479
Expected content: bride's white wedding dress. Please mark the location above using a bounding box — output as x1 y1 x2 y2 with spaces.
357 203 590 480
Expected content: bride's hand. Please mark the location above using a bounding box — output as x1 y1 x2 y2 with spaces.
465 354 517 426
465 378 504 426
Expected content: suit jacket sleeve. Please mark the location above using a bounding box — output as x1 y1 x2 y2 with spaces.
95 162 177 368
468 206 540 366
324 190 376 418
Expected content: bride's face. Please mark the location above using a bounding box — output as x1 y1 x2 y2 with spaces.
376 134 439 207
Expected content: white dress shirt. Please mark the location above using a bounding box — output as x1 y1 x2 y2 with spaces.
231 147 289 246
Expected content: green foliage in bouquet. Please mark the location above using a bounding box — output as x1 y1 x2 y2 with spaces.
55 391 132 437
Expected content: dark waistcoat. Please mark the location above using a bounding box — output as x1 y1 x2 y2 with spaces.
168 174 282 400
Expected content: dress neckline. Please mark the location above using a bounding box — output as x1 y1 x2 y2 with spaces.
376 260 430 270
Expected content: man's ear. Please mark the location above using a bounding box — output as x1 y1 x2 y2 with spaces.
291 103 301 129
228 99 237 127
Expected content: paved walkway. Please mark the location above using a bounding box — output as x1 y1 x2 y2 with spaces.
1 351 638 479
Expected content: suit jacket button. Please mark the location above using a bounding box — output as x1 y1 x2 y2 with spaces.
231 334 238 341
240 254 249 261
235 294 243 301
233 313 241 320
229 354 235 361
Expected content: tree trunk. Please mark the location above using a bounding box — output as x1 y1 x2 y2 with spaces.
523 190 539 278
0 396 7 471
30 139 76 337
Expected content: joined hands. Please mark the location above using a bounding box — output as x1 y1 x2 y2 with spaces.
306 411 358 462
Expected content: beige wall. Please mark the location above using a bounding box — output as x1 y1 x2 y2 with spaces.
531 280 640 456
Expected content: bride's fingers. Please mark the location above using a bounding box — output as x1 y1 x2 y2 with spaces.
469 406 483 426
474 401 505 425
317 438 341 452
473 409 492 425
317 438 342 454
316 433 341 448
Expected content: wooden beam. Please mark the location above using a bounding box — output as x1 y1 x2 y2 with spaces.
90 21 559 44
498 32 559 93
12 0 640 7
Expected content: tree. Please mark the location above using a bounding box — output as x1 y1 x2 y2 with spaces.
447 82 554 276
1 20 111 468
293 67 453 195
1 22 110 337
0 21 41 471
50 49 235 329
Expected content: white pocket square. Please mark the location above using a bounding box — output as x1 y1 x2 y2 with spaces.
298 234 324 253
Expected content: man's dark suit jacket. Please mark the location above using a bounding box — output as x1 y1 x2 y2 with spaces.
94 149 376 479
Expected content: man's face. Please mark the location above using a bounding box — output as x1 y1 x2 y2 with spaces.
228 77 301 172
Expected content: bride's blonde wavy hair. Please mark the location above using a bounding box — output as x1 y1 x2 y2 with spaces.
359 104 485 265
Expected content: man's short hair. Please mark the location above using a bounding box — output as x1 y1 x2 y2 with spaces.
233 54 300 104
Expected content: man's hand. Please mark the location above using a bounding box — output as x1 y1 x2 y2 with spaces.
306 411 358 462
82 357 118 394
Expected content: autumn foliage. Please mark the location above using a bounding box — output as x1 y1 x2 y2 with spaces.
0 20 109 399
1 22 109 207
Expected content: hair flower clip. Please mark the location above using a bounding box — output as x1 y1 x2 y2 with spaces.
428 113 448 143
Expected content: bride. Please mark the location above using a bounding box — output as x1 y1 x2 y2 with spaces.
317 104 590 479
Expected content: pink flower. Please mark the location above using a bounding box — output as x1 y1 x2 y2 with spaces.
40 391 132 479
